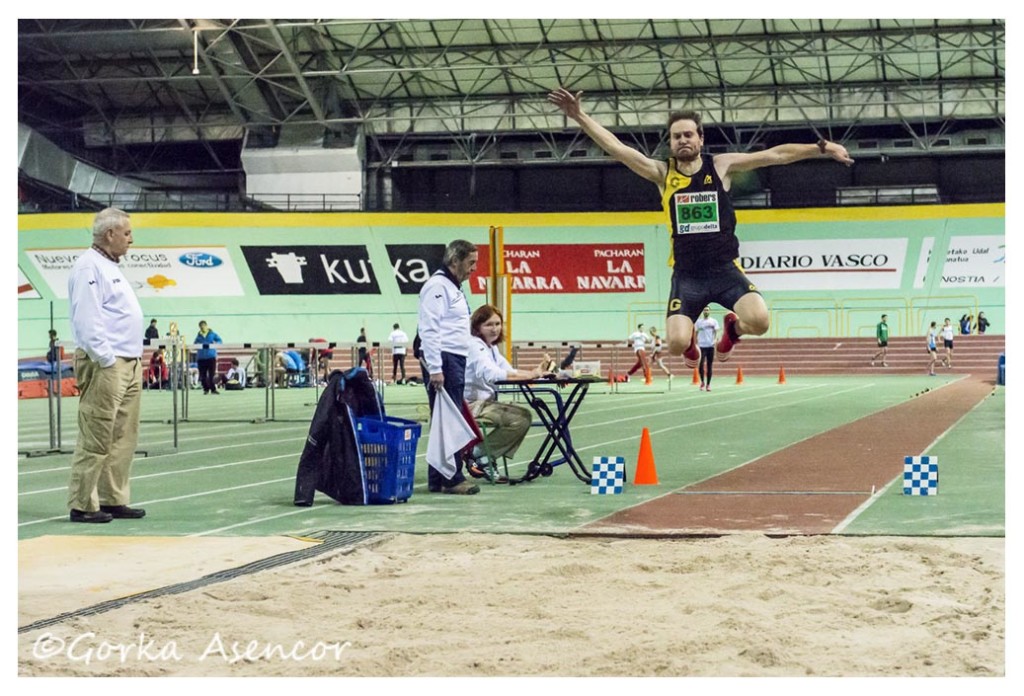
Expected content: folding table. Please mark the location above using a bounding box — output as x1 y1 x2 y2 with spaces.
495 377 593 484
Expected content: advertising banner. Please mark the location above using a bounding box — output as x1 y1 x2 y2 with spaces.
940 235 1005 287
913 237 936 289
18 267 41 299
385 244 446 294
470 243 646 294
241 245 380 295
25 247 244 298
737 238 908 290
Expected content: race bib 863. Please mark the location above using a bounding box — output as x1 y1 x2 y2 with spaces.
673 192 721 234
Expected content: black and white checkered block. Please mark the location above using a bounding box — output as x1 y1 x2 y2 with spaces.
903 455 939 496
591 456 625 495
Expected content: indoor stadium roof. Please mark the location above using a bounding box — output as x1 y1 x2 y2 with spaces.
18 18 1005 174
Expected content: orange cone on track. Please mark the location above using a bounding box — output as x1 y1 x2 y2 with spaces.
736 366 745 385
634 427 659 485
692 367 700 385
778 366 787 384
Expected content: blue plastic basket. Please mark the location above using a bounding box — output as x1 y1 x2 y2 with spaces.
356 415 421 504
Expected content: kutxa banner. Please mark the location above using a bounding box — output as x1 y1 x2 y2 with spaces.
470 243 646 294
385 243 446 294
242 245 380 295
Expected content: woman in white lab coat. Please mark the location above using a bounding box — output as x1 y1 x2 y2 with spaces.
464 304 551 480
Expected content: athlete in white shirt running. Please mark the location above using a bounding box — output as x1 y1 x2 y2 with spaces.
625 323 651 382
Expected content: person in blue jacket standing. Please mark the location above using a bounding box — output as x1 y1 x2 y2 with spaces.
194 320 223 394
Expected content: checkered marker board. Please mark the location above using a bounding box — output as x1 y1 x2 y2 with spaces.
903 456 939 496
591 457 625 495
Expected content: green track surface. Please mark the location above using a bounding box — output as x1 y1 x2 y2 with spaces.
840 387 1005 536
18 376 1004 540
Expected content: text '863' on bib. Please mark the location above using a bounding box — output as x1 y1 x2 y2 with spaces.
673 191 721 234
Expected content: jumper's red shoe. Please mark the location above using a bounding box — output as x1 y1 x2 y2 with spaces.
715 312 741 362
683 331 700 369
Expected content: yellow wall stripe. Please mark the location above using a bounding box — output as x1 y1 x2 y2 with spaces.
18 203 1003 231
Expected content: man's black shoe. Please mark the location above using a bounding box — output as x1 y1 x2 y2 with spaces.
70 509 113 523
99 505 147 519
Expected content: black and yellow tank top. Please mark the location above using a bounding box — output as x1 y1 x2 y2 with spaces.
661 155 739 273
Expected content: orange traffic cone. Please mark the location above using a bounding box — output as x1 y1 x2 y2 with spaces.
736 366 745 385
692 366 700 385
778 366 787 384
634 427 659 485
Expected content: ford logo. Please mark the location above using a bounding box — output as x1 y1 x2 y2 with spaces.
179 252 223 268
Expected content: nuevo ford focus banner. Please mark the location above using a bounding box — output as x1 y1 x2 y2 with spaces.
25 247 244 298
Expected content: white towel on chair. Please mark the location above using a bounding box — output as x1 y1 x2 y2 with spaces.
427 389 476 479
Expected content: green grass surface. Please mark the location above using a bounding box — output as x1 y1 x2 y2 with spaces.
18 375 1004 540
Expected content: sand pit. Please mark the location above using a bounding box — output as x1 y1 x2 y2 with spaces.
18 534 319 627
18 532 1003 677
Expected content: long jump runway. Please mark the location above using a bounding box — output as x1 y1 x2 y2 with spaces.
581 375 995 535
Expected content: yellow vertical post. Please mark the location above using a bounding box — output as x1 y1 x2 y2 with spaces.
488 225 512 362
488 225 503 307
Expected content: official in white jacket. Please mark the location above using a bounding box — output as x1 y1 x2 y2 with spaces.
66 208 146 523
417 239 479 494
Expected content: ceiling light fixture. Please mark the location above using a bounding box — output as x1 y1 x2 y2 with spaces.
192 29 200 75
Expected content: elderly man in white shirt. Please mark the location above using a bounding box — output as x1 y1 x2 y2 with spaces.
417 239 480 495
66 208 146 523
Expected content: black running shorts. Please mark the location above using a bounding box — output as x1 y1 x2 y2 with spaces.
665 260 760 321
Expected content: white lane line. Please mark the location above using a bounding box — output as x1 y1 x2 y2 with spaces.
182 383 865 535
831 385 996 533
19 452 300 497
17 433 308 476
18 477 296 527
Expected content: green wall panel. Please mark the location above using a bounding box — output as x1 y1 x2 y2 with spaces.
18 207 1004 357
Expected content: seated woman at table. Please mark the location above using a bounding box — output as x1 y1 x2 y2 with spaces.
464 304 552 481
